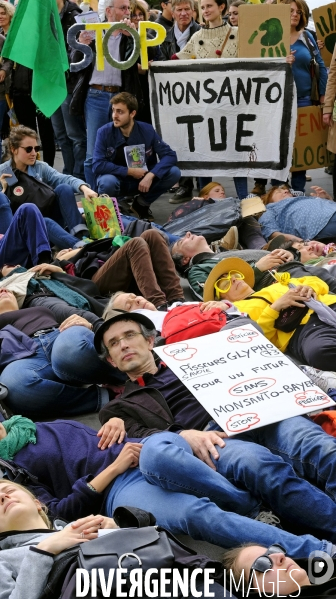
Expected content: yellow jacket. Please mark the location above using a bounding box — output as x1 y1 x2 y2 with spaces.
234 276 336 352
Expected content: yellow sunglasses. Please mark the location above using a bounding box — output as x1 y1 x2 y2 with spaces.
214 270 245 299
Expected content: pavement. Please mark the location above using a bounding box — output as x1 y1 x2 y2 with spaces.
53 149 334 225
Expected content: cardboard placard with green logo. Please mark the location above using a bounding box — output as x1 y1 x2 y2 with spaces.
238 4 290 58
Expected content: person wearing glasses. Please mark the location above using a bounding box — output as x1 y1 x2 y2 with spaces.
0 125 96 248
96 309 336 546
202 256 336 372
222 543 319 597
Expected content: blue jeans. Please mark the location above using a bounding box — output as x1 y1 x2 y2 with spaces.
316 212 336 240
51 95 87 180
97 166 181 206
139 420 336 543
233 176 248 200
0 327 123 418
0 203 51 267
84 88 116 188
0 191 81 249
106 460 334 557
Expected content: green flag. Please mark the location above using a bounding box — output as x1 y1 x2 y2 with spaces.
2 0 69 117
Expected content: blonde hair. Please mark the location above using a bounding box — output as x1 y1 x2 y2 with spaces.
0 479 52 529
223 543 262 586
0 1 15 21
199 181 225 199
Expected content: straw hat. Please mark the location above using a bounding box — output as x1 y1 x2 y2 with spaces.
203 257 255 302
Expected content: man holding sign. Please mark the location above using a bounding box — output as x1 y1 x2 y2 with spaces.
95 310 336 544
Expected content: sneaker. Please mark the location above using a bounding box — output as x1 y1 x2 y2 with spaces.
130 196 154 221
306 175 312 181
251 182 266 196
299 365 336 394
219 226 239 250
325 166 333 175
255 510 281 527
169 187 193 204
262 235 286 252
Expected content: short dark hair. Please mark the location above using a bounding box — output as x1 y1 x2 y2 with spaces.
111 92 138 113
99 319 157 362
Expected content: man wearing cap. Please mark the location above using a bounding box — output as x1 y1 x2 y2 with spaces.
93 308 336 541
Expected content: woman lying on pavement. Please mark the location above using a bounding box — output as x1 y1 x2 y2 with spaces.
1 416 335 560
203 256 336 370
222 542 336 598
0 475 227 599
259 185 336 243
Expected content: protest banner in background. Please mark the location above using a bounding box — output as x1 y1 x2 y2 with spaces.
154 325 334 436
149 59 297 179
312 2 336 68
238 4 290 59
291 106 334 171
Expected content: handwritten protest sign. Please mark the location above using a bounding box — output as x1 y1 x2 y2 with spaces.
154 325 334 436
312 2 336 68
149 59 297 179
68 21 165 71
238 4 290 59
291 106 334 171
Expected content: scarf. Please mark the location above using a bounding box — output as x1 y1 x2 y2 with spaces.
0 416 36 460
174 21 191 50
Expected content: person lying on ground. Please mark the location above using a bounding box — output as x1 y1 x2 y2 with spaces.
0 293 123 418
259 185 336 243
222 542 336 598
170 232 336 298
0 263 108 325
1 416 336 559
54 229 184 309
202 256 336 369
95 310 336 543
167 181 267 250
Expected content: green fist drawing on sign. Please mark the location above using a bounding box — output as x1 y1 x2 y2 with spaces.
315 7 336 54
248 18 287 57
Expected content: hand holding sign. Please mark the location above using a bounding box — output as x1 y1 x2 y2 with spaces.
248 18 287 57
179 429 227 470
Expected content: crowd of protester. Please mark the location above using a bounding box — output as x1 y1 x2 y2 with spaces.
2 0 336 596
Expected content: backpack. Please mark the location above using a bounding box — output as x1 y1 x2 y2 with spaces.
7 169 56 217
161 304 226 344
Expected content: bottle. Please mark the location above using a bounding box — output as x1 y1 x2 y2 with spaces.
80 0 90 13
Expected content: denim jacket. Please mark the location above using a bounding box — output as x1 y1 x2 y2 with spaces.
0 160 87 193
92 120 178 181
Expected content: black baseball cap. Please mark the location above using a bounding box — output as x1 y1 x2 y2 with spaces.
94 309 156 352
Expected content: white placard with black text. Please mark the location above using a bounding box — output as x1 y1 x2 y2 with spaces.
149 58 297 180
154 325 334 436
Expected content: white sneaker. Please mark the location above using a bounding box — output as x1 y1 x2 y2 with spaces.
300 365 336 393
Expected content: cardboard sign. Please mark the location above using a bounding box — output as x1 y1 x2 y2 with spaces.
150 59 297 179
238 4 290 59
291 105 334 171
312 2 336 68
154 325 334 436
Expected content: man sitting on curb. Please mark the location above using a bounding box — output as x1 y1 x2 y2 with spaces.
94 310 336 544
92 92 180 221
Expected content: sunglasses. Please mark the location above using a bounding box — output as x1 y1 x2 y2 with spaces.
19 145 41 153
214 270 244 297
250 544 287 577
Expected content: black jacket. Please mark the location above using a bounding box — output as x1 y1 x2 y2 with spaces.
60 0 83 93
99 377 186 438
161 20 200 60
